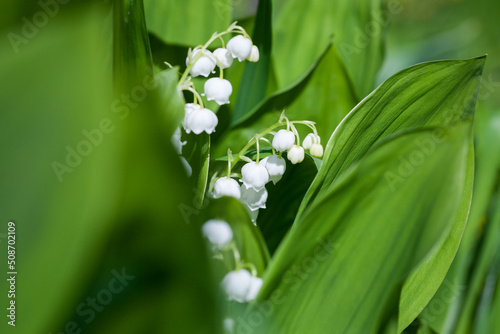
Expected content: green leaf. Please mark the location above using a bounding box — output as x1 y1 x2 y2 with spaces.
419 106 500 333
257 156 317 254
298 57 486 221
0 10 117 334
155 67 186 134
250 124 472 334
231 0 272 125
397 139 474 332
183 132 211 208
272 0 384 98
0 4 218 334
113 0 153 83
144 0 232 47
228 40 333 129
277 44 358 143
206 198 270 276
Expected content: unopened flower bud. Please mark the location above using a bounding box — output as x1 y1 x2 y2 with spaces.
213 177 241 199
261 155 286 184
240 162 269 190
272 129 295 152
184 107 218 134
302 133 317 150
240 185 268 211
287 145 305 164
213 48 234 69
227 35 253 61
204 78 233 105
310 143 324 158
186 49 216 77
202 219 233 249
247 45 260 62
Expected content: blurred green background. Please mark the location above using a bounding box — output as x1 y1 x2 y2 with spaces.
0 0 499 333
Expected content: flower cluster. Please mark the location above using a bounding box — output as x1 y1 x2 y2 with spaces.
201 219 263 304
212 112 323 223
177 22 259 136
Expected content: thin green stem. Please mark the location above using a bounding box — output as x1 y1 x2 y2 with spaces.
230 121 287 172
186 87 204 108
227 149 232 179
255 135 260 163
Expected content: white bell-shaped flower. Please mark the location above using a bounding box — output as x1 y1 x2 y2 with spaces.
246 276 263 301
310 143 324 158
247 45 260 62
182 103 200 131
184 107 218 134
202 219 233 249
221 269 252 302
302 133 317 150
287 145 305 164
204 78 233 105
213 177 241 199
246 208 259 225
272 129 295 152
240 161 269 190
226 35 253 61
186 49 216 77
261 155 286 185
240 184 268 211
213 48 234 69
171 127 186 154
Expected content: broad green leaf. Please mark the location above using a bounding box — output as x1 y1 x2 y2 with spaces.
257 156 317 254
205 197 270 276
0 4 218 334
279 44 358 143
182 132 211 208
473 204 500 334
144 0 231 47
298 57 486 220
417 323 437 334
419 106 500 333
113 0 153 83
461 106 500 251
397 140 474 332
228 40 332 129
0 10 116 334
155 67 185 135
453 190 500 334
231 0 272 125
272 0 384 97
250 124 472 334
486 245 500 333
